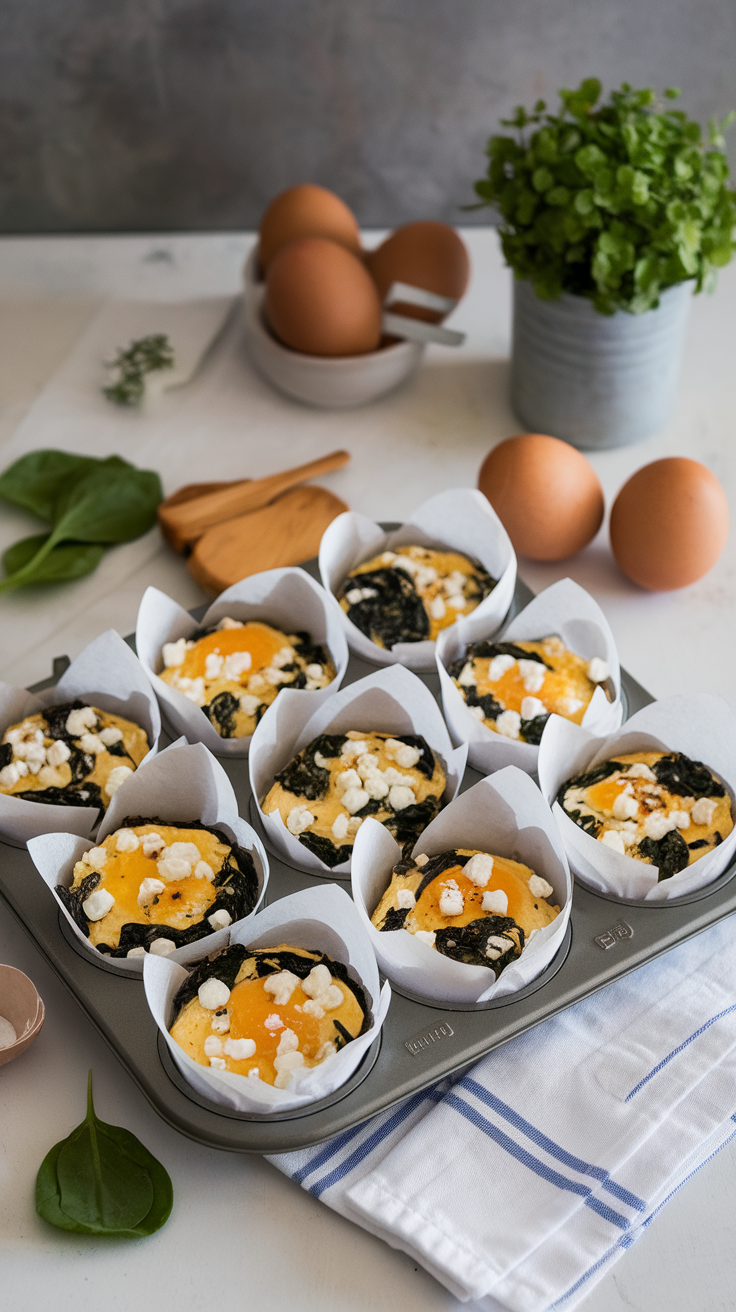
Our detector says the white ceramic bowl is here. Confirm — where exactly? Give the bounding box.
[242,247,424,409]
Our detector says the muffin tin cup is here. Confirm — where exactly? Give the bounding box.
[319,489,517,672]
[537,694,736,901]
[249,663,467,877]
[27,740,269,976]
[0,964,45,1067]
[0,628,162,846]
[436,578,623,776]
[351,767,572,1005]
[144,882,391,1113]
[136,568,349,757]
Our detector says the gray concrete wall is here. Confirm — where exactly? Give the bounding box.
[1,0,734,233]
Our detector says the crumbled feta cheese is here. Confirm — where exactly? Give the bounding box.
[211,1011,230,1034]
[273,1050,305,1088]
[429,596,446,621]
[439,880,464,917]
[464,852,494,887]
[217,616,244,630]
[262,667,283,686]
[137,877,166,907]
[263,1014,284,1031]
[414,930,436,947]
[517,660,546,694]
[331,813,349,841]
[346,587,377,605]
[287,805,314,836]
[468,705,485,721]
[495,710,521,740]
[99,725,124,746]
[239,693,262,718]
[385,739,421,769]
[104,765,133,797]
[209,1056,227,1070]
[247,673,267,693]
[14,760,29,777]
[691,797,718,826]
[247,1068,260,1080]
[488,654,516,682]
[383,766,413,787]
[15,738,46,764]
[601,829,627,854]
[141,831,166,857]
[528,874,554,898]
[520,696,547,722]
[363,774,390,800]
[149,938,177,956]
[204,1035,223,1057]
[341,739,368,760]
[86,846,108,870]
[587,657,610,684]
[305,663,324,680]
[168,842,202,865]
[388,784,416,811]
[277,1028,300,1056]
[195,860,215,881]
[157,856,193,881]
[0,763,20,788]
[115,828,140,852]
[302,964,331,998]
[46,738,72,767]
[612,789,639,821]
[162,638,189,668]
[414,853,429,866]
[315,1041,337,1063]
[481,889,509,914]
[458,663,477,687]
[313,751,332,769]
[669,810,691,830]
[346,817,363,835]
[224,1037,256,1061]
[336,768,362,793]
[66,706,98,735]
[397,888,416,910]
[486,934,513,960]
[381,551,397,564]
[205,652,224,680]
[263,971,300,1006]
[198,978,231,1009]
[341,786,370,814]
[126,946,146,958]
[302,998,325,1019]
[177,676,206,705]
[207,908,232,931]
[643,810,677,840]
[559,697,584,716]
[82,888,115,921]
[222,651,253,680]
[447,594,466,610]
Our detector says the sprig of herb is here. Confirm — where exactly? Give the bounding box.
[472,79,736,313]
[35,1071,173,1237]
[103,334,175,405]
[0,449,162,591]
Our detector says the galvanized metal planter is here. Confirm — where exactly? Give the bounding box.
[510,279,693,450]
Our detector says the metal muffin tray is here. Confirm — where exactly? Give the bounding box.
[1,568,735,1155]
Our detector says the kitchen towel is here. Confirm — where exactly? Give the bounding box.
[269,915,736,1310]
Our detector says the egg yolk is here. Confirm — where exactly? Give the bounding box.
[175,624,286,681]
[226,978,335,1081]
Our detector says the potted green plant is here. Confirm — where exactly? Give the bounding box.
[473,79,736,447]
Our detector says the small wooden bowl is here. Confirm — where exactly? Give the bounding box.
[0,964,45,1067]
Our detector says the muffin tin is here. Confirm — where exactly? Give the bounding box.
[1,568,735,1154]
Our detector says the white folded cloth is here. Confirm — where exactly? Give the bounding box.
[269,917,736,1310]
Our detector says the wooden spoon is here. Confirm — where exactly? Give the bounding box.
[158,479,250,551]
[159,449,350,552]
[187,484,348,594]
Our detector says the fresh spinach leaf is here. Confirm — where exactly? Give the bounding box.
[0,449,100,523]
[35,1072,173,1237]
[2,535,105,584]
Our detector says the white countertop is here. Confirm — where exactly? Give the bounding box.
[0,230,735,1312]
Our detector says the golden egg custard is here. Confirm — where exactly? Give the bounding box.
[57,819,260,958]
[558,751,733,879]
[338,546,495,649]
[371,847,560,976]
[262,729,445,868]
[0,700,148,812]
[448,637,612,745]
[169,942,369,1089]
[159,616,336,738]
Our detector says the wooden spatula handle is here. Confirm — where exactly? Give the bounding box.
[160,449,351,548]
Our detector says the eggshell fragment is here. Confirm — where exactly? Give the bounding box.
[478,434,604,560]
[366,221,470,323]
[258,185,362,272]
[610,457,729,590]
[265,238,383,358]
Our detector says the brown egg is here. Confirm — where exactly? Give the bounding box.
[265,237,383,357]
[610,457,729,590]
[478,434,605,560]
[366,221,470,323]
[258,185,362,272]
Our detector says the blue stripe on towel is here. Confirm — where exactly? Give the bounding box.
[307,1084,445,1198]
[460,1077,646,1211]
[445,1092,630,1229]
[625,1005,736,1102]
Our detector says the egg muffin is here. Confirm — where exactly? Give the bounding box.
[57,818,260,958]
[169,942,369,1089]
[262,730,445,867]
[448,638,612,745]
[371,847,560,976]
[159,616,336,738]
[0,700,148,812]
[558,751,733,879]
[338,546,495,649]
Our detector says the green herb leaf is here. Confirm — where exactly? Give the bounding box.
[35,1071,173,1237]
[0,449,100,523]
[2,535,105,584]
[104,334,175,406]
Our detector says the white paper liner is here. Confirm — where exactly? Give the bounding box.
[0,628,162,846]
[144,882,392,1113]
[436,578,623,776]
[27,740,269,974]
[537,694,736,901]
[249,663,468,877]
[318,489,517,672]
[351,767,571,1004]
[136,568,349,756]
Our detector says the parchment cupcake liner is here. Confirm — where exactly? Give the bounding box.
[0,628,161,846]
[537,694,736,901]
[27,740,269,975]
[318,488,517,671]
[144,883,391,1113]
[351,767,571,1005]
[249,663,467,877]
[136,568,348,757]
[436,578,623,775]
